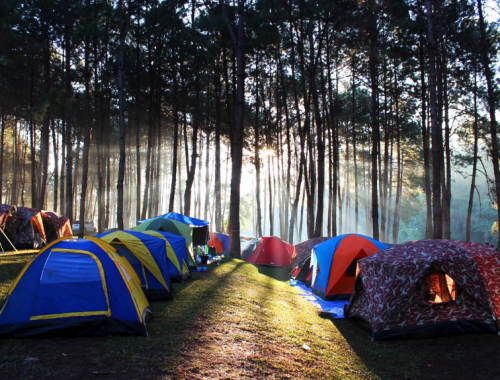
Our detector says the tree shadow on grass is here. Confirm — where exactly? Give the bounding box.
[0,257,249,380]
[255,265,290,282]
[322,315,500,380]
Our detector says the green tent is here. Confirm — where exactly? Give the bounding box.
[132,218,197,269]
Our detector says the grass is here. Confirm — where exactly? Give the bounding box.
[1,256,500,379]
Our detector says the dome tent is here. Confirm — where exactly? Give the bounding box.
[95,230,172,300]
[137,212,209,246]
[311,234,387,300]
[132,217,197,270]
[245,236,295,269]
[208,232,231,255]
[346,240,500,340]
[141,230,191,281]
[0,236,151,337]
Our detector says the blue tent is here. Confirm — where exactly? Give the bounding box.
[0,236,151,337]
[139,230,191,281]
[138,212,209,227]
[216,233,231,255]
[95,230,172,300]
[311,234,388,300]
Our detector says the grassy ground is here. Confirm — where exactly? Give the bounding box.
[1,256,500,379]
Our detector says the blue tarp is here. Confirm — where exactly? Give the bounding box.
[289,279,348,318]
[138,212,209,227]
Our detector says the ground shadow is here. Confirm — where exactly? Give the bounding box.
[256,265,290,281]
[0,257,248,380]
[327,316,500,380]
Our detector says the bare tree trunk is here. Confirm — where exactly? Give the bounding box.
[280,57,292,242]
[419,33,433,239]
[222,0,245,257]
[12,119,18,205]
[73,139,81,218]
[443,53,451,239]
[184,65,200,216]
[204,131,211,221]
[0,113,4,204]
[327,39,338,237]
[254,59,263,237]
[169,64,179,213]
[308,22,325,238]
[368,0,380,240]
[466,68,478,242]
[427,0,443,239]
[214,55,222,231]
[39,3,51,210]
[352,58,359,234]
[392,73,402,243]
[477,0,500,247]
[105,132,111,229]
[116,0,129,230]
[79,10,92,235]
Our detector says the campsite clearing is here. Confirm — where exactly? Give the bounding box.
[1,256,500,379]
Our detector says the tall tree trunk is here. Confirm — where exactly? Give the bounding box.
[12,119,18,205]
[443,53,451,239]
[73,139,81,216]
[327,37,338,237]
[116,0,129,230]
[39,4,51,210]
[0,113,5,204]
[419,33,433,239]
[184,64,200,216]
[214,55,222,231]
[64,18,73,220]
[368,0,380,240]
[51,120,59,212]
[79,7,92,235]
[352,75,359,234]
[427,0,443,239]
[134,1,142,222]
[254,60,263,237]
[466,68,478,242]
[477,0,500,247]
[169,63,179,213]
[288,35,305,243]
[59,120,65,214]
[392,71,402,243]
[204,131,211,221]
[223,0,245,257]
[310,34,325,237]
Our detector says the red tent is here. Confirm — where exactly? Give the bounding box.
[246,236,295,268]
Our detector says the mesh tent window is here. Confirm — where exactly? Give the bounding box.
[421,270,457,304]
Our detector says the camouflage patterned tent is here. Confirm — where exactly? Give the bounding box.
[41,211,73,242]
[346,240,500,340]
[0,205,72,250]
[0,205,46,249]
[290,237,329,272]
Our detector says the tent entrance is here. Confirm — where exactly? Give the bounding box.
[422,270,457,304]
[30,249,110,320]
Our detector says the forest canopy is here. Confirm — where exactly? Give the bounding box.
[1,0,499,253]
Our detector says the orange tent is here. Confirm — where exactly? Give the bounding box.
[311,234,387,300]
